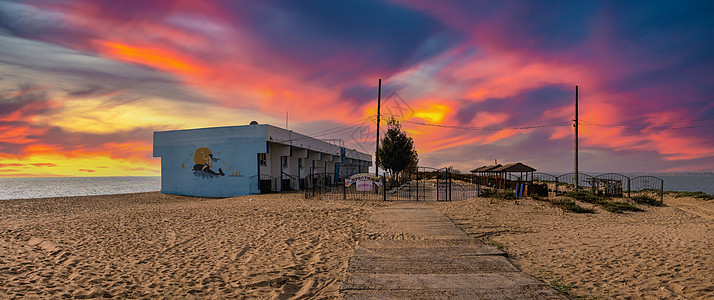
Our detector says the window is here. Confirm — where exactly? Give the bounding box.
[258,153,267,166]
[298,158,303,169]
[281,156,288,168]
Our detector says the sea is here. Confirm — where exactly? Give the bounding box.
[0,176,161,201]
[0,174,713,200]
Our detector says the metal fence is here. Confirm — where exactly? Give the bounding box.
[304,166,478,201]
[529,172,664,202]
[301,167,664,202]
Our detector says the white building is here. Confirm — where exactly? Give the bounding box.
[153,122,372,197]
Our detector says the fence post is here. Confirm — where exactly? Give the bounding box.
[343,179,346,200]
[382,175,387,201]
[446,169,451,201]
[416,171,419,201]
[627,177,631,198]
[436,170,440,202]
[555,177,559,195]
[477,175,480,197]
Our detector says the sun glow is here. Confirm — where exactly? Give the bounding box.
[413,104,450,123]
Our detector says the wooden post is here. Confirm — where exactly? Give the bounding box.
[574,85,579,192]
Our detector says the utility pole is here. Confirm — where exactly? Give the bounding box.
[375,79,381,177]
[574,85,579,192]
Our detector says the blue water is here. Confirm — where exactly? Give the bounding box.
[0,177,161,200]
[0,174,712,200]
[656,175,714,195]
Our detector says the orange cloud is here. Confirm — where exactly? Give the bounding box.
[0,125,47,144]
[98,41,207,76]
[445,51,591,101]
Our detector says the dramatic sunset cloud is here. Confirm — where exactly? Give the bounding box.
[1,0,713,176]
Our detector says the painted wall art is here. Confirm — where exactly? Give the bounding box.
[181,147,227,179]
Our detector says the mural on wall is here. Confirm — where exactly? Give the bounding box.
[191,147,225,179]
[179,147,241,179]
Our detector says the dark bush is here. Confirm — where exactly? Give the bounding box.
[603,201,643,213]
[551,199,594,213]
[564,191,605,204]
[481,189,516,200]
[480,189,496,198]
[632,194,662,206]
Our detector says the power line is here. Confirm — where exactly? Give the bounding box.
[580,119,714,130]
[580,117,714,127]
[269,115,376,145]
[272,112,713,146]
[397,116,714,132]
[305,115,375,137]
[400,119,572,131]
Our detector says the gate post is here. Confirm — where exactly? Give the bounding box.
[382,175,387,201]
[446,169,451,201]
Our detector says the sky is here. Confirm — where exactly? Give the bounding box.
[1,0,713,177]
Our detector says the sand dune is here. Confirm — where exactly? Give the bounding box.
[0,192,385,298]
[433,196,714,299]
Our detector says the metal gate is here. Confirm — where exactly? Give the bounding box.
[630,175,664,202]
[305,166,478,201]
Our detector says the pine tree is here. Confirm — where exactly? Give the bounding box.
[377,118,418,183]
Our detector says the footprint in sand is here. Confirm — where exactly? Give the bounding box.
[674,204,714,220]
[27,237,60,253]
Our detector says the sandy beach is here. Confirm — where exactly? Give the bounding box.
[0,192,386,298]
[433,196,714,299]
[2,192,712,299]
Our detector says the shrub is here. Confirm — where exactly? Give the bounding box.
[480,189,496,198]
[481,189,516,200]
[481,237,506,250]
[632,194,662,206]
[564,191,605,204]
[549,278,572,296]
[603,201,643,213]
[497,190,516,200]
[551,198,594,213]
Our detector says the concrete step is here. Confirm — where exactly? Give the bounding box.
[342,273,565,299]
[348,255,518,274]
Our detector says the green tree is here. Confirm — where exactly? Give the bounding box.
[377,118,418,183]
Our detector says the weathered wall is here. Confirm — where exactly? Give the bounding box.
[153,124,267,197]
[154,123,372,197]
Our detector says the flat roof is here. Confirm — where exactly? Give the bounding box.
[154,123,372,162]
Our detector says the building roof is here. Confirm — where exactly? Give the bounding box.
[154,123,372,162]
[470,164,501,173]
[471,162,536,173]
